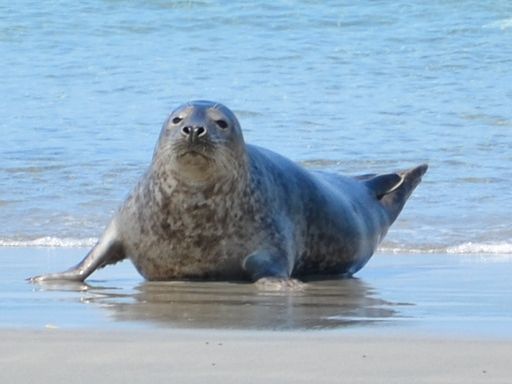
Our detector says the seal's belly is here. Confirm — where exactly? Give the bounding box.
[125,233,252,281]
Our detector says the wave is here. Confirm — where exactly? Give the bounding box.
[0,237,511,256]
[379,241,512,255]
[446,242,512,254]
[0,237,97,248]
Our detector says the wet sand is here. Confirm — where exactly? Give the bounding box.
[2,329,512,383]
[3,247,511,335]
[1,247,512,382]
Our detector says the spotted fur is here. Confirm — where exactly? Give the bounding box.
[30,101,427,283]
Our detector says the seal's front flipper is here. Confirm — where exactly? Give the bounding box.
[242,250,290,281]
[29,224,126,283]
[244,251,304,291]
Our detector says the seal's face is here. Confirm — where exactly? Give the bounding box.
[155,100,246,185]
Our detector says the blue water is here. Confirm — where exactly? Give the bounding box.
[1,1,511,254]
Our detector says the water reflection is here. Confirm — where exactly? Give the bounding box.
[37,278,405,330]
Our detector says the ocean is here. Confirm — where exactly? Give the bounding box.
[1,0,511,255]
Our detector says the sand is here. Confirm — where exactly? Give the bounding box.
[2,329,511,384]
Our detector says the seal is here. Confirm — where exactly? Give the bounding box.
[30,100,427,283]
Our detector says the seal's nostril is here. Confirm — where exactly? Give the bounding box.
[182,126,207,139]
[181,126,192,136]
[196,126,206,137]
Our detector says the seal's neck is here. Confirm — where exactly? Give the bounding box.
[151,155,249,197]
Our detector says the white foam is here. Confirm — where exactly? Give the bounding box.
[377,246,440,254]
[0,237,97,248]
[379,241,512,255]
[1,237,511,256]
[446,242,512,254]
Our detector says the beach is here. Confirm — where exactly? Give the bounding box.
[2,1,512,382]
[1,247,511,382]
[2,329,512,384]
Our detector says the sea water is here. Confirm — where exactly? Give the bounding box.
[1,1,511,255]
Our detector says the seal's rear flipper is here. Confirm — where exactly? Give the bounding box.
[366,164,428,224]
[364,173,403,199]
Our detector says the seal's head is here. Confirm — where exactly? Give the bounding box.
[154,100,246,185]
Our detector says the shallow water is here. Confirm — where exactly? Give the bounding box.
[1,1,511,254]
[2,248,510,337]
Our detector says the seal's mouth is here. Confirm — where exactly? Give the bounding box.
[170,142,219,183]
[174,141,216,163]
[178,150,211,160]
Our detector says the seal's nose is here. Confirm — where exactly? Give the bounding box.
[181,126,207,142]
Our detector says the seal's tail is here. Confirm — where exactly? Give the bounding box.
[364,164,428,224]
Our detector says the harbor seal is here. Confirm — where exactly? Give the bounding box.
[30,100,427,283]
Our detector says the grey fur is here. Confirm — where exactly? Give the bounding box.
[30,100,427,283]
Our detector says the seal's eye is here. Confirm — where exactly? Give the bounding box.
[216,119,228,129]
[172,117,182,124]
